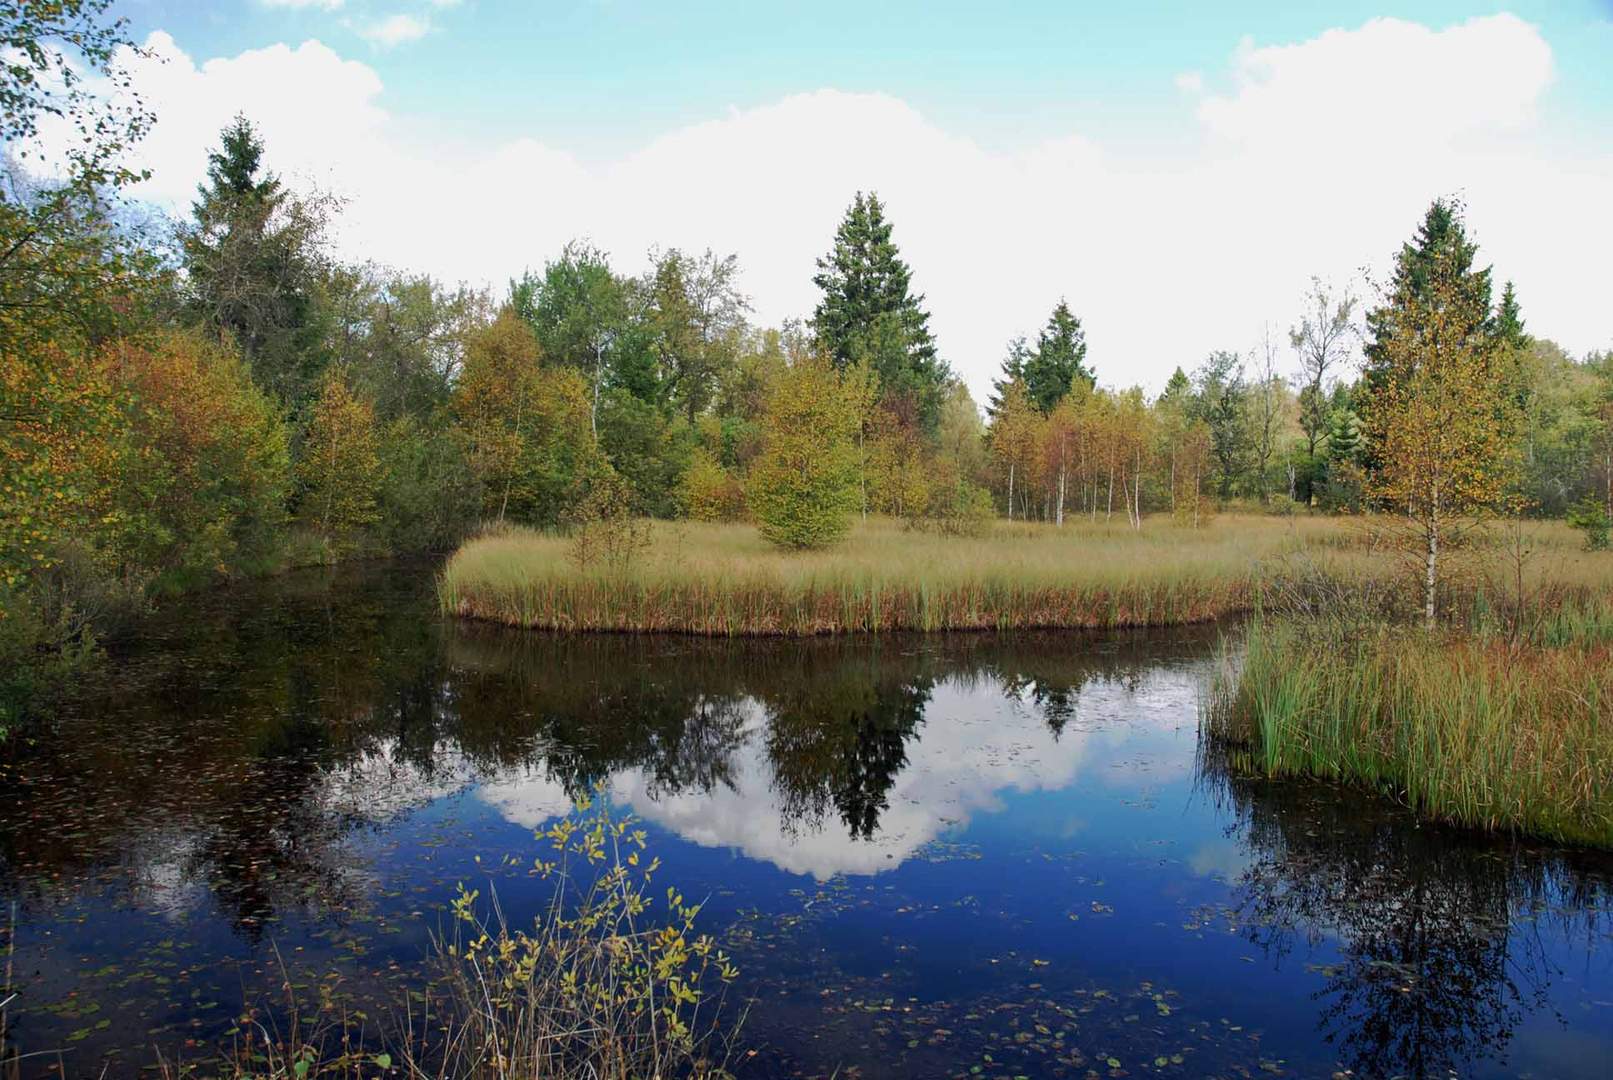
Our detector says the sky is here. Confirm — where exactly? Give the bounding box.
[80,1,1613,398]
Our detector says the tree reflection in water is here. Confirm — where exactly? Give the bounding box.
[1209,762,1613,1079]
[3,561,1610,1079]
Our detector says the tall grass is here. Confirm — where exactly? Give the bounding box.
[439,515,1608,636]
[438,515,1370,634]
[1208,619,1613,846]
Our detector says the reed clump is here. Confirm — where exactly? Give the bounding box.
[1209,618,1613,847]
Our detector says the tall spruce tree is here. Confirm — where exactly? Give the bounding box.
[182,116,330,406]
[811,192,949,429]
[1021,299,1093,414]
[1359,200,1500,476]
[1363,199,1493,387]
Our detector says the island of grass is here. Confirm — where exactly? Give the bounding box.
[438,514,1361,635]
[437,513,1612,635]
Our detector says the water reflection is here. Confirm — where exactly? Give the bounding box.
[445,627,1185,877]
[1211,765,1613,1078]
[0,561,1609,1078]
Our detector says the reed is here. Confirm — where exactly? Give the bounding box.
[439,515,1607,636]
[1208,618,1613,846]
[438,515,1370,635]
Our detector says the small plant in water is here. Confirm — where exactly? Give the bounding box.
[428,788,742,1078]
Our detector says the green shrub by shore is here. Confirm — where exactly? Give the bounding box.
[1208,619,1613,847]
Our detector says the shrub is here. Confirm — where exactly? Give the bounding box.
[568,470,651,574]
[679,448,747,522]
[430,791,741,1078]
[747,355,862,550]
[297,367,384,553]
[1567,497,1611,551]
[911,477,995,537]
[377,415,479,553]
[109,330,291,585]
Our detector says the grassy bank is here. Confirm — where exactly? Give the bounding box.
[437,515,1607,635]
[438,515,1354,634]
[1208,619,1613,846]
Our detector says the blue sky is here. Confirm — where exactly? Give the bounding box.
[124,2,1613,151]
[101,1,1613,393]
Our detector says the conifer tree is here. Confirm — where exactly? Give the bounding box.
[1494,280,1529,353]
[181,116,331,406]
[988,336,1032,417]
[811,192,948,429]
[1021,299,1093,413]
[1363,199,1493,390]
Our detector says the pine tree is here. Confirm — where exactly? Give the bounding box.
[181,116,331,406]
[1363,199,1493,388]
[1021,299,1093,413]
[811,192,949,429]
[987,336,1032,417]
[1494,280,1529,353]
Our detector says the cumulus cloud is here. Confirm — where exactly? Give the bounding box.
[1194,16,1553,148]
[80,14,1613,396]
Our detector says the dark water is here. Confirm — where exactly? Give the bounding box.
[2,561,1611,1079]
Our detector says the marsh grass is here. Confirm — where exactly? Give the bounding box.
[1208,619,1613,846]
[438,515,1606,635]
[440,515,1349,634]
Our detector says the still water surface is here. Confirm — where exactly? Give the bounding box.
[2,561,1611,1078]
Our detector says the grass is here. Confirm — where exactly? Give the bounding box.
[438,514,1608,635]
[440,514,1348,634]
[1207,619,1613,847]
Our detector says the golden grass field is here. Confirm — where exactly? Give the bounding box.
[437,513,1611,635]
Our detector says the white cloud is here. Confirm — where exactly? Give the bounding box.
[73,15,1613,397]
[469,671,1193,881]
[1197,16,1553,149]
[262,0,345,10]
[360,14,431,48]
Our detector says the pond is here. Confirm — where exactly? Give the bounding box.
[2,560,1611,1078]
